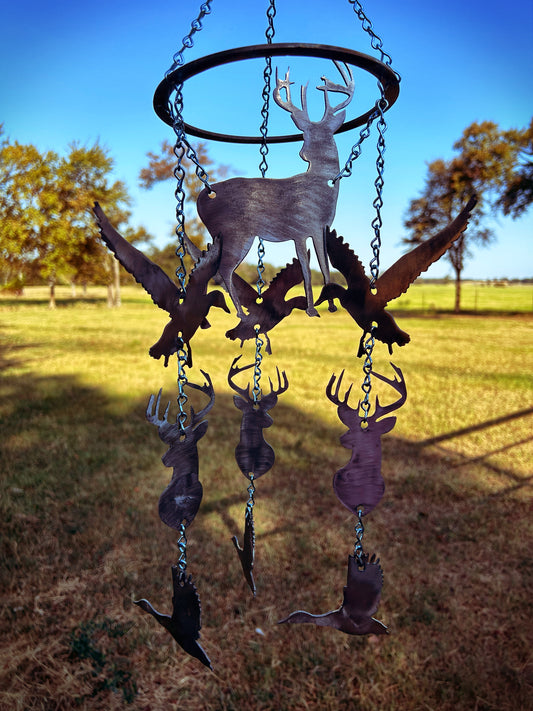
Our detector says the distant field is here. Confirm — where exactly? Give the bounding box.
[1,285,532,710]
[2,280,532,313]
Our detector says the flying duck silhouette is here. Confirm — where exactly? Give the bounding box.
[225,255,308,354]
[134,566,212,669]
[315,196,477,356]
[93,202,229,366]
[278,553,388,636]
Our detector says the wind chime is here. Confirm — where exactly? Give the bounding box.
[94,0,475,670]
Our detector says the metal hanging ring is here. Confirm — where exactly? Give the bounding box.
[154,42,399,144]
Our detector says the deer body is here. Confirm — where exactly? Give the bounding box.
[196,62,355,318]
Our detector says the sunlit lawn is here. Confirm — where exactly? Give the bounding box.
[1,285,532,710]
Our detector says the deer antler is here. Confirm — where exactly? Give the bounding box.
[186,370,215,427]
[146,389,171,428]
[326,370,354,408]
[318,61,355,119]
[273,68,311,128]
[228,355,254,400]
[260,368,289,409]
[371,363,406,420]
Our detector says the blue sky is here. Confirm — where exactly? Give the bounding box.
[2,0,532,279]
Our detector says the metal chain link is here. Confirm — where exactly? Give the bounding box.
[258,0,276,178]
[165,5,213,574]
[176,344,189,431]
[353,508,365,564]
[336,0,400,184]
[253,0,276,404]
[177,523,187,572]
[246,473,256,518]
[166,1,213,76]
[167,2,213,292]
[347,0,399,78]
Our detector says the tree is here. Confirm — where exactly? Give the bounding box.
[0,136,58,292]
[0,133,150,306]
[496,119,533,218]
[403,120,531,312]
[139,139,232,264]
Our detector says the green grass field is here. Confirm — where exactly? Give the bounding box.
[1,285,532,710]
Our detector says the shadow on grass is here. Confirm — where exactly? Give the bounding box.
[0,342,531,710]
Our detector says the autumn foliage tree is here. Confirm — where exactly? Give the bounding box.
[403,120,532,312]
[0,129,150,307]
[139,139,232,273]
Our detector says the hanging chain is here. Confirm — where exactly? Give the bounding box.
[246,473,256,518]
[166,1,213,76]
[258,0,276,178]
[335,0,400,184]
[167,1,213,292]
[177,523,187,572]
[253,0,276,404]
[347,0,399,74]
[165,3,212,573]
[338,0,399,422]
[353,508,365,565]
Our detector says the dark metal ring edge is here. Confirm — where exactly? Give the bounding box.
[153,43,400,144]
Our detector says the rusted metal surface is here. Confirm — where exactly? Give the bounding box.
[146,373,214,529]
[195,62,356,319]
[134,566,212,669]
[326,364,406,516]
[228,356,288,479]
[93,202,229,366]
[315,196,477,356]
[226,256,307,353]
[279,553,387,636]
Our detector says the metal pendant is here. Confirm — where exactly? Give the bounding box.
[135,566,212,669]
[279,553,387,636]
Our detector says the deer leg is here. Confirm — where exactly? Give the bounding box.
[294,239,319,317]
[218,236,255,319]
[317,228,337,312]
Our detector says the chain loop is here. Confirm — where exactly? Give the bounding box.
[252,0,276,405]
[258,0,276,178]
[336,0,399,184]
[166,1,212,76]
[167,2,213,292]
[177,523,187,572]
[176,344,189,431]
[353,508,365,564]
[246,473,256,517]
[347,0,400,80]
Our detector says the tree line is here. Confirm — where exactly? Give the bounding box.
[1,119,531,311]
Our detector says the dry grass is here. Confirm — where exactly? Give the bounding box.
[1,286,532,710]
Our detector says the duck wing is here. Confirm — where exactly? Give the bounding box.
[93,202,179,314]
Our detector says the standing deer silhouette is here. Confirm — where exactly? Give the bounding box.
[194,61,355,318]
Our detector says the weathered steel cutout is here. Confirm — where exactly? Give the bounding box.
[146,372,214,529]
[315,196,477,356]
[232,508,256,596]
[193,61,356,318]
[228,356,288,479]
[93,202,229,366]
[135,565,212,669]
[226,256,307,354]
[278,553,387,636]
[327,363,406,516]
